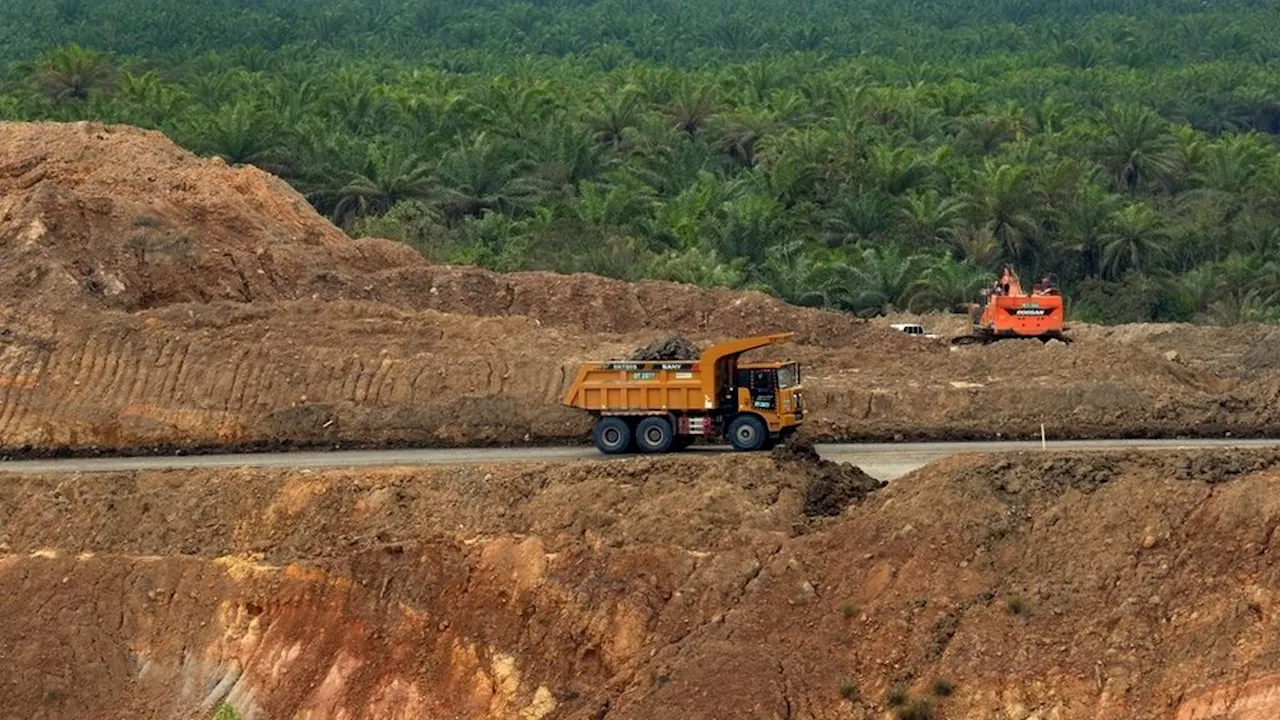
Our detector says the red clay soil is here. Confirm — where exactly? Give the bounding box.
[1,120,1279,455]
[3,450,1280,719]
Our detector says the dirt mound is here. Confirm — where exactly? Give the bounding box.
[0,121,424,313]
[0,121,871,343]
[629,335,701,361]
[5,449,1280,718]
[359,264,870,343]
[772,437,885,516]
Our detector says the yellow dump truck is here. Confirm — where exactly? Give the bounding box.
[562,333,804,454]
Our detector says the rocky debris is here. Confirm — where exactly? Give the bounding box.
[629,335,702,361]
[772,438,885,517]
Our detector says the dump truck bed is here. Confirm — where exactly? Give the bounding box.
[562,360,711,413]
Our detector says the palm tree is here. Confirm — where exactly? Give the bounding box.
[524,122,610,187]
[323,67,400,136]
[905,256,990,312]
[1192,133,1270,194]
[32,44,116,101]
[841,245,925,316]
[1051,184,1124,277]
[824,192,893,247]
[666,85,719,136]
[587,90,646,149]
[479,78,562,140]
[1100,202,1168,279]
[866,145,934,195]
[966,161,1040,264]
[951,227,1003,269]
[193,100,292,173]
[431,134,544,224]
[1207,288,1275,326]
[1094,105,1181,193]
[723,60,786,104]
[574,171,661,229]
[760,241,850,308]
[895,189,967,251]
[1164,266,1218,320]
[952,113,1021,155]
[711,107,776,167]
[118,70,188,126]
[326,149,433,227]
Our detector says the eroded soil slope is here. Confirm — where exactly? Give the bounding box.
[3,450,1280,719]
[2,299,1280,454]
[2,120,1279,452]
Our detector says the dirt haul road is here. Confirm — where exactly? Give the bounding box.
[2,438,1280,479]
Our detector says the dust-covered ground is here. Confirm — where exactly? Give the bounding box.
[4,449,1280,719]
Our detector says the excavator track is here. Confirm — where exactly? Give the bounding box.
[951,332,1072,346]
[949,334,994,346]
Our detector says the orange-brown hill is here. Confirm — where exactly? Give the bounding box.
[3,450,1280,718]
[0,121,862,342]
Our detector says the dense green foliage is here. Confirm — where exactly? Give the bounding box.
[4,0,1280,322]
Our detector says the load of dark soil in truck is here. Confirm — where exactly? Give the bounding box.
[628,335,702,361]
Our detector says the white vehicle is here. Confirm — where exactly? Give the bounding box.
[890,323,938,339]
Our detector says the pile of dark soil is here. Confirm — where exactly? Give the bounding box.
[772,438,886,517]
[630,335,701,361]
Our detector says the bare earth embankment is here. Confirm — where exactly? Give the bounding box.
[3,450,1280,718]
[3,121,1280,454]
[4,121,1280,720]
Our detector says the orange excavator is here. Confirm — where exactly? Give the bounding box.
[952,266,1069,345]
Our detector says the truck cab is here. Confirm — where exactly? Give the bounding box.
[734,361,804,430]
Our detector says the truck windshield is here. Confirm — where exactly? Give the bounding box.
[777,364,797,388]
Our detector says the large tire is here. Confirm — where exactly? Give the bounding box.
[635,416,675,454]
[728,414,767,452]
[593,417,632,455]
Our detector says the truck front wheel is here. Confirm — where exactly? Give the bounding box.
[635,416,675,454]
[593,417,632,454]
[728,414,767,451]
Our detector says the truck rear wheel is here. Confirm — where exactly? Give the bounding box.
[635,416,675,454]
[728,414,766,451]
[593,417,632,455]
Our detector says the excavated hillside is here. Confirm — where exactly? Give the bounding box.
[1,119,1279,455]
[3,449,1280,719]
